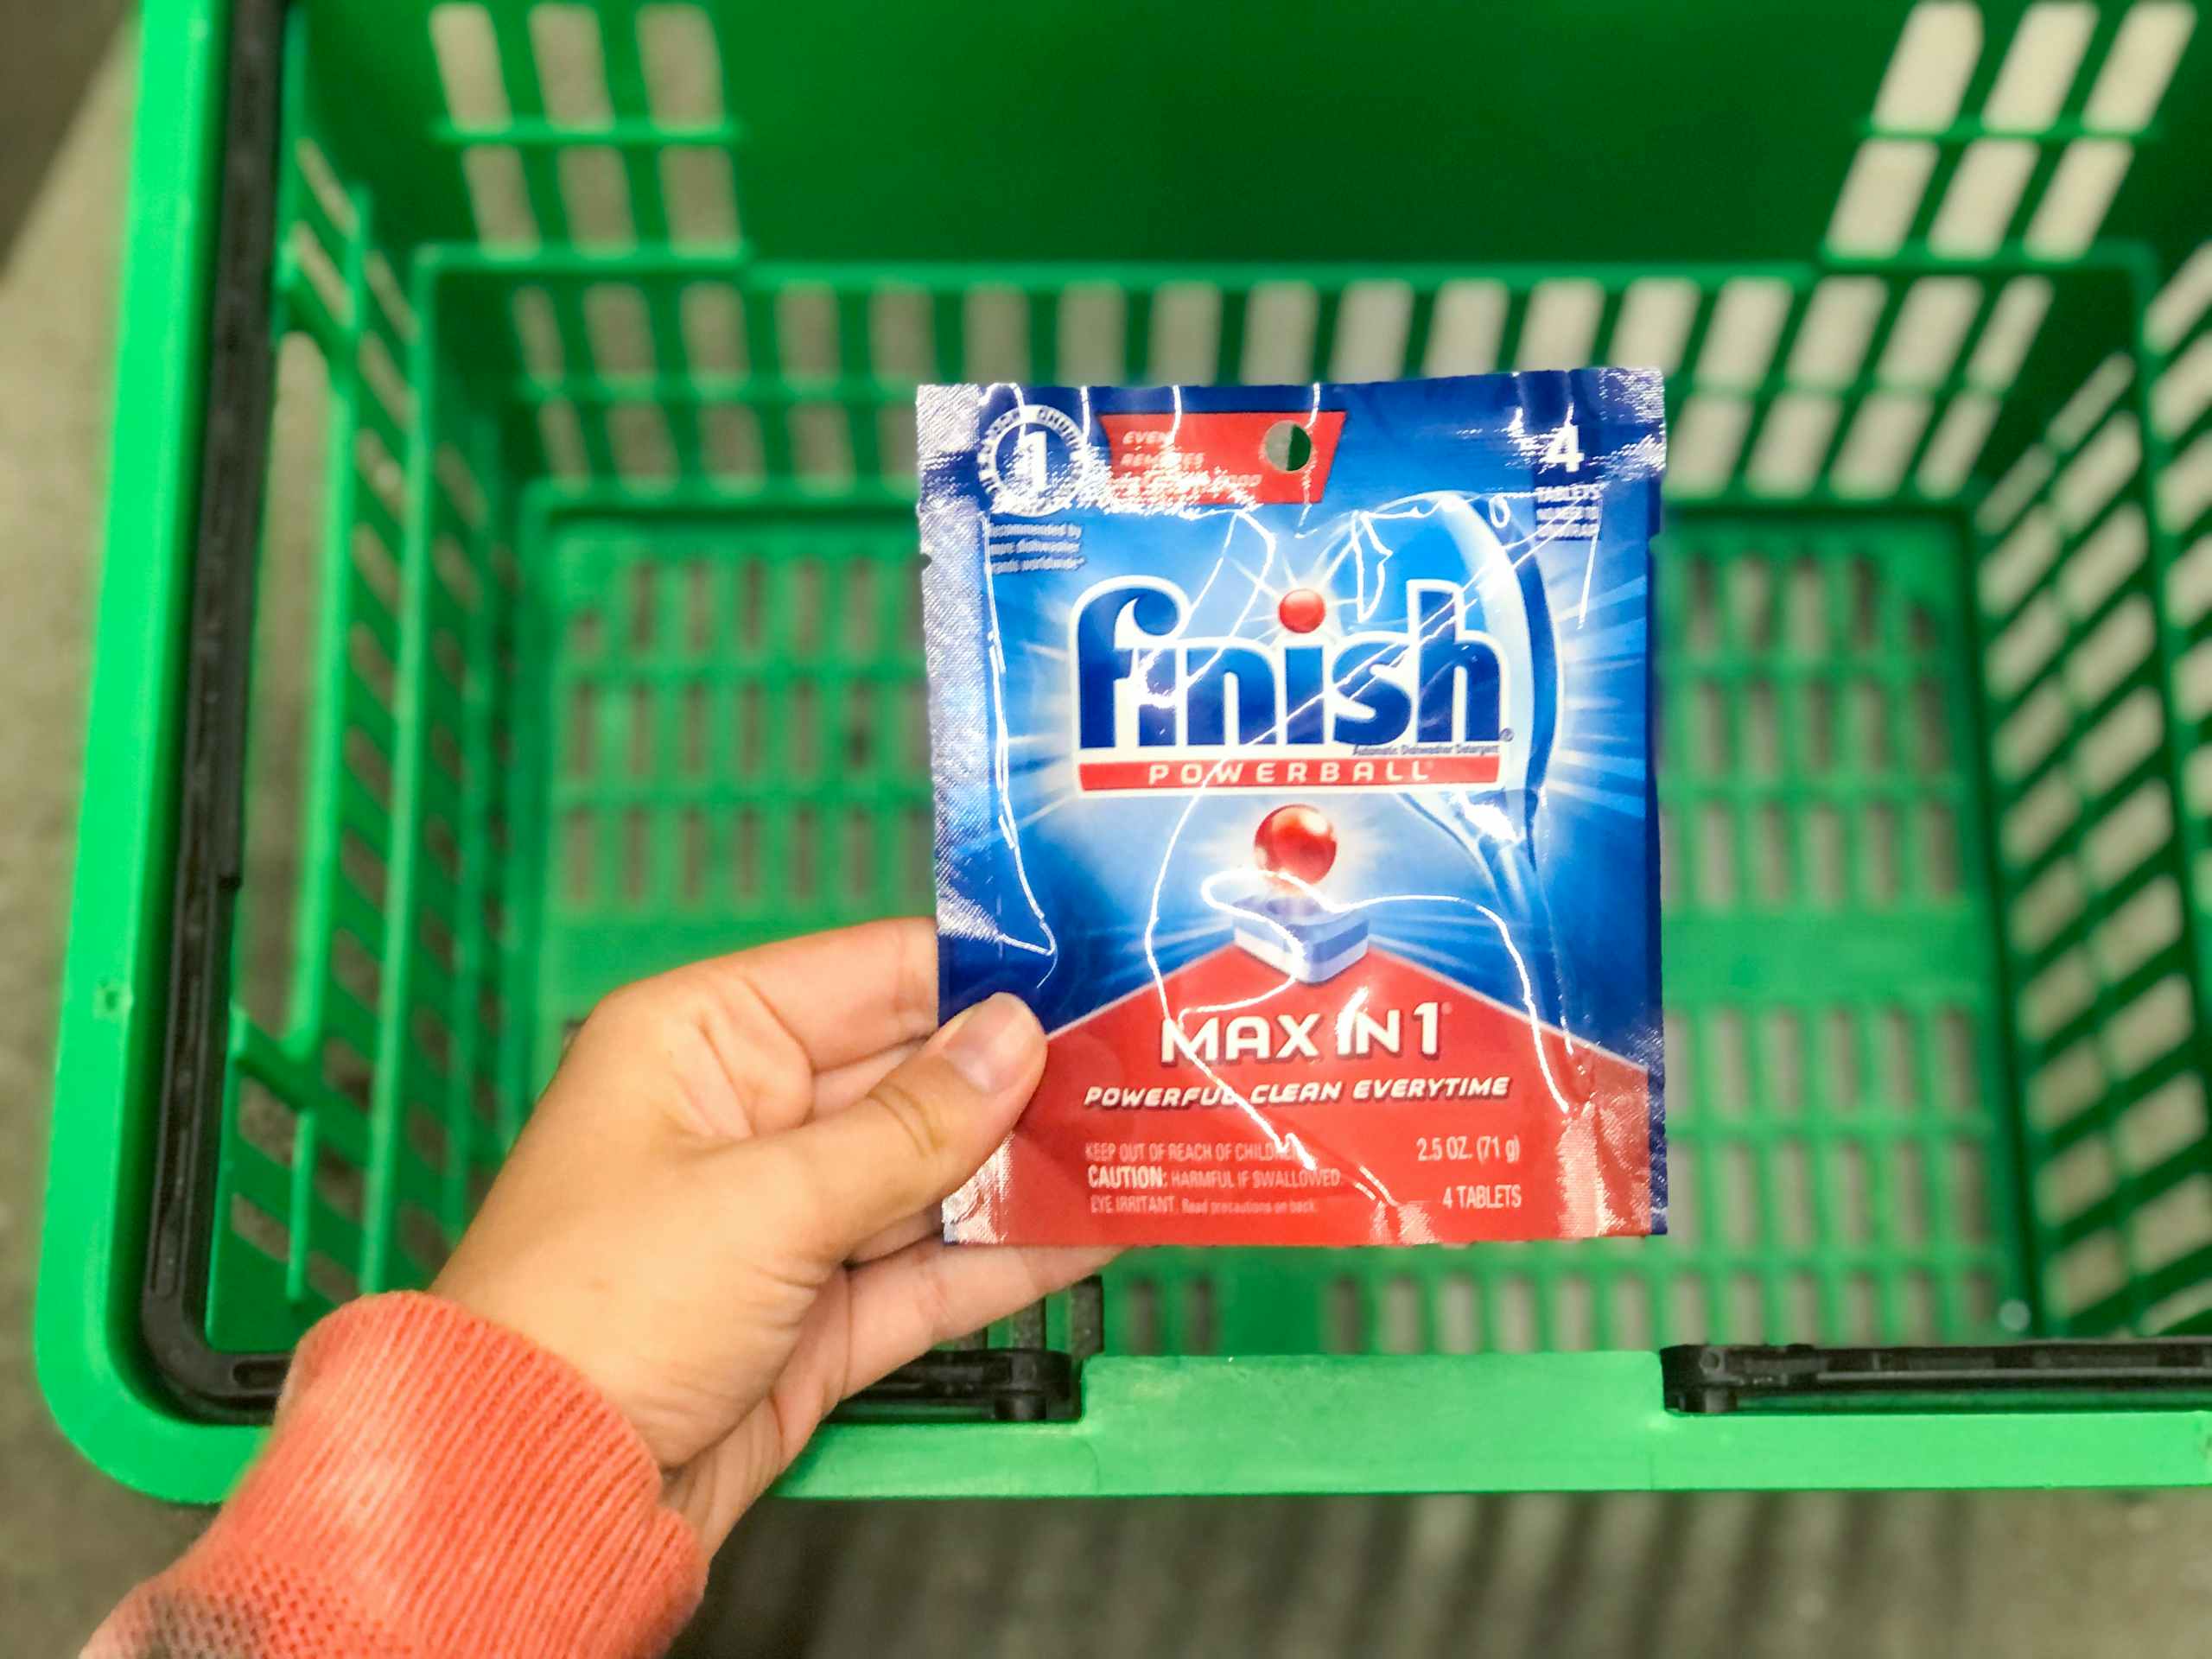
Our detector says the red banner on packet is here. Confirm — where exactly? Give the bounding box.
[944,944,1656,1246]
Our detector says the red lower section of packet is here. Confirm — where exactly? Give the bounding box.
[945,946,1655,1246]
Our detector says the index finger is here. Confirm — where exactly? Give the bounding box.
[666,916,940,1075]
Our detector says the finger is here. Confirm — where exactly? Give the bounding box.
[743,992,1044,1265]
[849,1208,938,1264]
[811,1039,921,1118]
[666,916,940,1075]
[841,1240,1117,1396]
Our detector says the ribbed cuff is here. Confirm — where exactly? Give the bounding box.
[104,1292,704,1659]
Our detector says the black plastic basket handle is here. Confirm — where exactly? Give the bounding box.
[139,0,293,1419]
[1664,1339,2212,1413]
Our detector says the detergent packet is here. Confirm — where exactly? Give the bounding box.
[918,370,1666,1246]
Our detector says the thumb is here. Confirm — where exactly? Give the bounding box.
[750,992,1046,1265]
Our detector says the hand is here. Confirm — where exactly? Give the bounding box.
[430,918,1108,1550]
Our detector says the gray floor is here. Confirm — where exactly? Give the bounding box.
[8,23,2212,1658]
[0,0,125,267]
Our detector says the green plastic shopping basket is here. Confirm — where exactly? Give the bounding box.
[36,0,2212,1503]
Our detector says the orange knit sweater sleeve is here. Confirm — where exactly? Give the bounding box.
[85,1293,706,1659]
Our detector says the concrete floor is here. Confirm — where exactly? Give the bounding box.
[0,0,125,267]
[9,23,2212,1657]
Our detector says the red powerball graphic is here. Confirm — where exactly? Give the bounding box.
[943,947,1654,1248]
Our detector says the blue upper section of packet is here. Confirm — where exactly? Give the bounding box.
[918,371,1666,1060]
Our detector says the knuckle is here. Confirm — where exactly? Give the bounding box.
[894,920,941,1030]
[583,977,679,1042]
[708,978,817,1126]
[576,969,799,1140]
[709,970,810,1074]
[862,1075,956,1170]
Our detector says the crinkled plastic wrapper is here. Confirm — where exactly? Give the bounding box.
[919,372,1666,1246]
